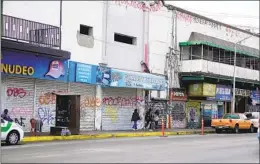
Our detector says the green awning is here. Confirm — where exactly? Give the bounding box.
[179,32,259,58]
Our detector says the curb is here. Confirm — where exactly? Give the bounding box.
[21,130,215,143]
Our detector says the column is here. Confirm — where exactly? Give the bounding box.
[95,85,102,131]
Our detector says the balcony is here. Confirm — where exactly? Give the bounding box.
[2,15,60,48]
[181,60,259,82]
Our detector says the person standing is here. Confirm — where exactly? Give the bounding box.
[144,108,152,130]
[131,109,140,131]
[153,110,160,129]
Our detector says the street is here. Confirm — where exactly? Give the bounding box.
[1,133,259,163]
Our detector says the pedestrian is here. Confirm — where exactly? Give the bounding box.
[1,109,13,122]
[131,109,140,131]
[153,110,160,129]
[189,109,196,129]
[144,108,152,130]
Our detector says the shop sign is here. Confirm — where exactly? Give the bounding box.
[250,90,260,105]
[188,83,216,97]
[203,83,216,97]
[235,88,250,97]
[170,88,187,101]
[1,50,68,82]
[188,83,203,96]
[207,84,232,101]
[110,68,166,90]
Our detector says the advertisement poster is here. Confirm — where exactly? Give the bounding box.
[96,66,111,86]
[186,102,200,129]
[211,104,218,119]
[1,50,68,82]
[203,103,212,121]
[207,84,232,101]
[251,90,260,105]
[188,84,203,96]
[203,83,216,97]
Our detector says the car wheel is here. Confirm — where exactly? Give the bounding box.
[249,125,254,133]
[215,129,222,133]
[6,131,20,145]
[234,124,239,134]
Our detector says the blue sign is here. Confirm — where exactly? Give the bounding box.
[251,90,260,104]
[110,69,166,90]
[1,50,68,82]
[76,63,93,83]
[207,84,232,101]
[68,61,97,84]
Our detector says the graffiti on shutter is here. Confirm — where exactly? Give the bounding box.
[102,88,139,131]
[69,82,95,131]
[168,101,187,128]
[35,79,68,132]
[4,76,34,132]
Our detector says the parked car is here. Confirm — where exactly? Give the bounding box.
[211,113,254,134]
[245,112,259,132]
[1,117,24,145]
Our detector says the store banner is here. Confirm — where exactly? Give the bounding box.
[110,68,166,90]
[203,83,216,97]
[188,83,216,97]
[207,84,232,101]
[251,90,260,105]
[188,83,203,96]
[1,49,68,82]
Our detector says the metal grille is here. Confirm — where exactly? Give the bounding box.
[2,15,60,48]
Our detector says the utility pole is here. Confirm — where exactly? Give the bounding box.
[0,0,3,113]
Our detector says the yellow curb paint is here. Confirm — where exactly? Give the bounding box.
[21,130,215,143]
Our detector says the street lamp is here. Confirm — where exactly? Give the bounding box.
[231,33,260,113]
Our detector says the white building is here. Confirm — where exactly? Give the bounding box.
[2,1,259,131]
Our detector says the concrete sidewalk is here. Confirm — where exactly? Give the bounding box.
[22,128,215,143]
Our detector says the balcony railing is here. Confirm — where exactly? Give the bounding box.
[2,15,60,48]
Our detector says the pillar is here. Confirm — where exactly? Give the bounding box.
[95,85,102,131]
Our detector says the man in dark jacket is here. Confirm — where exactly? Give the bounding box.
[144,108,152,130]
[131,109,140,130]
[1,109,13,122]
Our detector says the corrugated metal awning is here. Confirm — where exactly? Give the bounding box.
[179,32,259,58]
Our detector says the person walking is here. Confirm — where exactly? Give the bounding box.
[131,109,140,131]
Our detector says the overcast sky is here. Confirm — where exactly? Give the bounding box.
[168,1,259,31]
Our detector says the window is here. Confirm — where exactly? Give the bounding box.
[223,113,239,119]
[79,24,93,36]
[114,33,137,45]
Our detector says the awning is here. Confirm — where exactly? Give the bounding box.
[179,32,259,58]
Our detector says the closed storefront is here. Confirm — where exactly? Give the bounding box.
[2,76,35,132]
[102,88,137,130]
[1,48,70,133]
[169,88,188,128]
[69,82,96,131]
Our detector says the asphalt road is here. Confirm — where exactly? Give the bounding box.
[1,133,259,163]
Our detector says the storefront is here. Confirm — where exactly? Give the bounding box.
[101,68,166,130]
[187,83,217,128]
[169,88,187,128]
[1,48,70,132]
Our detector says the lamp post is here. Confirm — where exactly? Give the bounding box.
[231,33,259,113]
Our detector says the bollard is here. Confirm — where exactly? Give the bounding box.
[160,118,168,137]
[201,119,204,135]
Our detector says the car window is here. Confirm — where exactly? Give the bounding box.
[245,112,259,119]
[239,114,247,120]
[223,114,239,119]
[1,119,5,123]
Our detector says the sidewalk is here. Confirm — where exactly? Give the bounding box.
[22,128,215,143]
